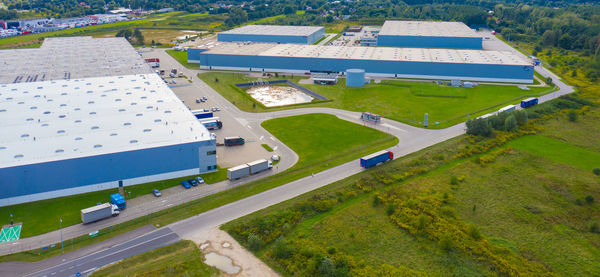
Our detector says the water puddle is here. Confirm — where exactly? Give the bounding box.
[246,85,313,107]
[204,252,241,274]
[222,242,232,248]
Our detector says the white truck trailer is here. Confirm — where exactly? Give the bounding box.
[228,164,251,180]
[247,159,273,175]
[81,203,120,224]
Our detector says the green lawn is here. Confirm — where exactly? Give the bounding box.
[166,49,200,69]
[0,168,226,238]
[91,240,219,277]
[508,135,600,171]
[198,72,554,129]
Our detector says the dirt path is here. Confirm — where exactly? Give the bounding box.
[186,227,279,277]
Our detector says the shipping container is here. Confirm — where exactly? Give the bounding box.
[360,150,393,168]
[228,164,250,180]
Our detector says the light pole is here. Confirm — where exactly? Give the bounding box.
[10,213,13,226]
[60,218,64,254]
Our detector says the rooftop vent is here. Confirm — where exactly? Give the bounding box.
[55,149,64,153]
[94,144,102,148]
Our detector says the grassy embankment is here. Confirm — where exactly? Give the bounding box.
[0,113,396,262]
[198,72,555,129]
[91,240,219,277]
[224,102,600,276]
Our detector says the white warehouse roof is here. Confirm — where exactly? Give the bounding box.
[0,73,211,168]
[379,20,480,38]
[199,43,529,66]
[220,25,324,36]
[0,36,152,84]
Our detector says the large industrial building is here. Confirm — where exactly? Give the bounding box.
[188,43,534,83]
[217,25,325,44]
[377,21,482,49]
[0,37,217,206]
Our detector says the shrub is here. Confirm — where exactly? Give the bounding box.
[568,110,578,122]
[450,176,459,185]
[439,234,454,252]
[594,168,600,176]
[386,204,395,216]
[318,257,336,277]
[372,195,381,207]
[468,225,482,240]
[466,118,493,137]
[273,239,293,259]
[590,222,600,234]
[247,233,264,251]
[585,195,595,204]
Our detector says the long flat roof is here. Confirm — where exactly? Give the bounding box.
[0,36,152,84]
[219,25,323,36]
[0,73,211,168]
[379,20,480,38]
[198,43,529,66]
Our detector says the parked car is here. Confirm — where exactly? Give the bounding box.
[152,189,162,197]
[181,180,191,189]
[188,179,198,187]
[202,96,207,101]
[211,107,220,112]
[195,99,201,103]
[200,98,207,102]
[196,176,205,184]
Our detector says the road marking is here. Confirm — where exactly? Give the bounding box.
[247,125,252,129]
[259,135,264,140]
[270,136,275,141]
[273,146,278,151]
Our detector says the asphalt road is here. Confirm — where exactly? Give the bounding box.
[0,36,575,276]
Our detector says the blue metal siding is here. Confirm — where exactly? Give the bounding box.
[194,51,533,81]
[0,141,216,199]
[377,35,482,49]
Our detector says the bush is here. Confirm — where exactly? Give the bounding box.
[450,176,459,185]
[386,204,395,216]
[568,110,578,122]
[466,118,493,137]
[372,195,381,207]
[318,257,336,277]
[585,195,595,204]
[439,234,454,252]
[273,239,293,259]
[247,233,264,251]
[593,168,600,176]
[505,115,518,131]
[468,225,482,240]
[590,222,600,234]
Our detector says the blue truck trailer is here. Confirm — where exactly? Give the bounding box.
[520,97,538,108]
[192,111,213,119]
[360,150,394,168]
[110,193,126,210]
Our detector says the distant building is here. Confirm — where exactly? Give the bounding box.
[377,20,482,49]
[217,25,325,44]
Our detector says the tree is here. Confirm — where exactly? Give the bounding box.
[116,29,133,40]
[133,29,144,45]
[283,6,295,14]
[541,30,557,46]
[568,110,578,122]
[225,7,248,26]
[558,33,574,50]
[466,118,493,137]
[504,115,517,131]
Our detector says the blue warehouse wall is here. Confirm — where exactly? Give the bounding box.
[307,27,325,44]
[193,51,533,82]
[0,141,217,204]
[377,35,482,49]
[218,33,309,44]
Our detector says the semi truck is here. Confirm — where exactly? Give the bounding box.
[227,164,250,180]
[520,97,538,108]
[498,105,517,114]
[247,159,273,174]
[201,119,223,130]
[227,159,274,180]
[144,58,160,68]
[360,150,394,168]
[224,136,245,146]
[81,203,120,224]
[110,193,126,210]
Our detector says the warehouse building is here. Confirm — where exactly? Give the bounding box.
[217,25,325,44]
[0,37,217,206]
[377,21,482,49]
[188,43,533,83]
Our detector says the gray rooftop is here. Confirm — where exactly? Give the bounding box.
[379,20,480,38]
[220,25,324,37]
[199,42,529,66]
[0,36,152,84]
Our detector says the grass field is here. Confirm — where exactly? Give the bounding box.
[0,168,226,238]
[166,49,200,69]
[91,240,219,276]
[198,72,554,129]
[224,106,600,276]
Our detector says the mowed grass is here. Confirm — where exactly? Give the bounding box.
[508,135,600,171]
[262,113,397,168]
[91,240,219,277]
[167,50,200,69]
[198,72,553,128]
[0,169,226,238]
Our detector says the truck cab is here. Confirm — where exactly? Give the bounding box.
[110,193,127,210]
[111,204,120,216]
